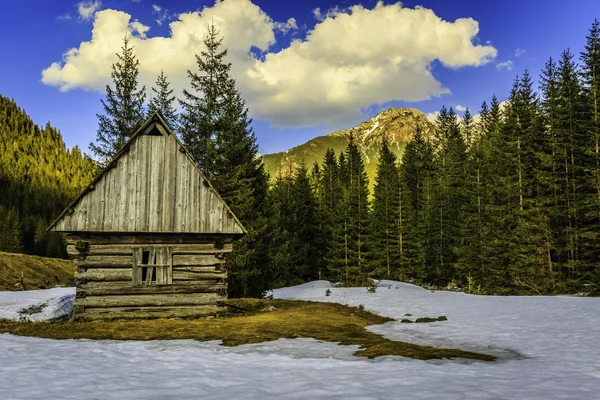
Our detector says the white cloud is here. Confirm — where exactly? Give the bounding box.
[57,14,72,21]
[515,47,525,57]
[129,20,150,38]
[496,61,513,71]
[78,0,102,21]
[426,111,439,123]
[152,4,170,26]
[42,0,497,129]
[455,104,467,112]
[312,6,348,22]
[274,17,297,34]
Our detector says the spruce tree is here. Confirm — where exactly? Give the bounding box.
[179,23,271,297]
[400,128,434,282]
[91,35,146,163]
[430,107,467,284]
[148,69,178,130]
[290,164,320,282]
[320,149,342,280]
[180,23,230,176]
[368,139,400,279]
[344,135,371,285]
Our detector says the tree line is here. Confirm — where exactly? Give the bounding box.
[266,20,600,296]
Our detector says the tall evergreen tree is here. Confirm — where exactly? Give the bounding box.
[289,164,321,282]
[368,139,400,279]
[180,23,230,176]
[179,23,271,297]
[400,127,434,282]
[148,69,178,130]
[328,136,370,285]
[430,107,467,284]
[91,35,146,163]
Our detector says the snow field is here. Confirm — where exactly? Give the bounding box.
[0,281,599,399]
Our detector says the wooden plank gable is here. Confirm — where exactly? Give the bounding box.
[49,113,245,235]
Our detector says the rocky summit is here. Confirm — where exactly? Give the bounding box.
[261,107,434,185]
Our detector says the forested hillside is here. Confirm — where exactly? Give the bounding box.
[0,96,97,257]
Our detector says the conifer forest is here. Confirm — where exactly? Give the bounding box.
[2,20,600,297]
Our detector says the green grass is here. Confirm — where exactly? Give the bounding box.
[0,298,495,361]
[0,251,76,291]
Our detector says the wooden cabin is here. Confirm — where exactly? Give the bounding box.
[49,112,246,321]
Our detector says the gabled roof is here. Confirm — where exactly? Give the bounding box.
[48,112,246,235]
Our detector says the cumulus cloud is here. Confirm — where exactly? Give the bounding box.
[129,20,150,38]
[42,0,497,129]
[426,111,439,123]
[78,0,102,21]
[455,104,467,112]
[496,60,513,71]
[515,47,525,57]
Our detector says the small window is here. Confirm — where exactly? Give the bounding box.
[133,247,172,286]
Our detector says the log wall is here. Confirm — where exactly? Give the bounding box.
[68,235,232,321]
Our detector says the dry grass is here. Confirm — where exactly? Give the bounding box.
[0,251,75,291]
[0,298,495,361]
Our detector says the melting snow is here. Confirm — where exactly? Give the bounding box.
[1,282,599,399]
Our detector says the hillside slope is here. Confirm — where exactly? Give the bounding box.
[0,95,97,257]
[262,107,433,185]
[0,251,75,291]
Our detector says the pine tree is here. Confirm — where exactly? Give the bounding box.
[463,108,475,148]
[327,137,370,285]
[91,35,146,163]
[180,23,231,176]
[579,20,600,293]
[289,164,320,282]
[368,139,400,279]
[319,149,342,280]
[179,23,272,297]
[400,127,434,282]
[344,135,371,285]
[148,69,178,130]
[269,173,295,287]
[430,107,467,284]
[553,50,590,289]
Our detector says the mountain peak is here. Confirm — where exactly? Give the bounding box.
[261,106,434,185]
[329,107,433,148]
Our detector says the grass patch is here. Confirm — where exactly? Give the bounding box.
[0,298,494,362]
[0,251,75,291]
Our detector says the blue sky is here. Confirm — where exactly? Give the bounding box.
[0,0,598,155]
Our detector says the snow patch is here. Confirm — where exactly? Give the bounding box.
[0,287,75,322]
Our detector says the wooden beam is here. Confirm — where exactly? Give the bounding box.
[172,270,226,281]
[78,281,226,296]
[78,293,222,308]
[77,268,132,282]
[67,243,232,257]
[172,254,225,267]
[67,234,238,245]
[73,305,226,321]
